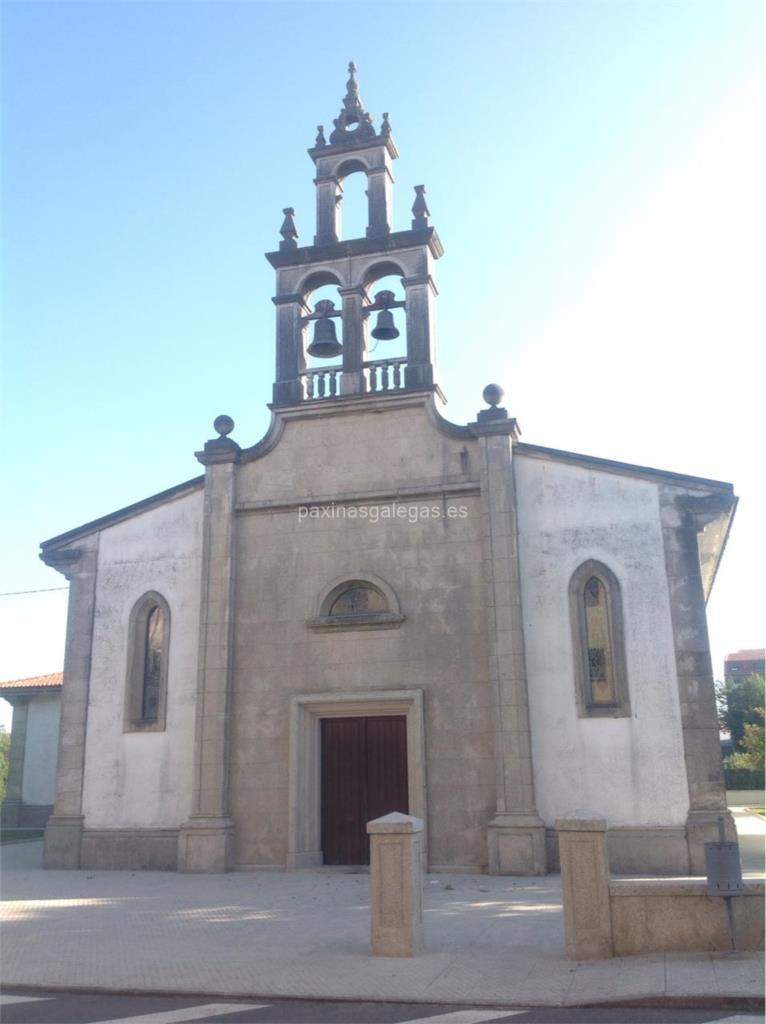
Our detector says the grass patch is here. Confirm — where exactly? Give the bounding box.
[0,828,44,844]
[745,807,765,817]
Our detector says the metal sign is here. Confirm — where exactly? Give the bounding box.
[704,840,744,896]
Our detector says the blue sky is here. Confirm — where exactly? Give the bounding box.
[1,1,763,728]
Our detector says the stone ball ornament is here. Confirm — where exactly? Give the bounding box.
[213,414,235,438]
[482,384,504,408]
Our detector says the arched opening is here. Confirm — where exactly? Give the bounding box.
[124,591,171,731]
[299,271,343,377]
[362,263,407,390]
[568,560,630,718]
[336,161,368,241]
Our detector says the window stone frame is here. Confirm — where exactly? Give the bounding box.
[308,573,404,631]
[569,560,630,719]
[123,591,171,733]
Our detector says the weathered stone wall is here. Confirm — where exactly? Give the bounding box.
[81,491,203,829]
[514,455,691,849]
[232,399,493,871]
[21,693,61,808]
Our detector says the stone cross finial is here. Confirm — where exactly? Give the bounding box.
[330,60,376,144]
[411,185,430,229]
[279,207,298,251]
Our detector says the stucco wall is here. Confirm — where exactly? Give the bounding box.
[21,693,61,806]
[233,400,493,871]
[81,490,203,828]
[514,454,690,828]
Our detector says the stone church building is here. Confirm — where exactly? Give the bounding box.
[41,66,736,876]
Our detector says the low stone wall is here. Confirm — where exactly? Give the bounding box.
[610,878,765,955]
[558,817,765,960]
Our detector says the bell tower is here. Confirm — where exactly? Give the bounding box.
[267,63,443,406]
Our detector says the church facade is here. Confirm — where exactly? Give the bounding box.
[41,66,736,876]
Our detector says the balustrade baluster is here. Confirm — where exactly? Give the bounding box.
[305,373,314,400]
[368,364,378,392]
[381,360,390,391]
[392,360,402,389]
[329,369,337,397]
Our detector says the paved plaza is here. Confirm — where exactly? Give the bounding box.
[1,812,763,1011]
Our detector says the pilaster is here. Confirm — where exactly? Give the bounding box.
[403,274,437,390]
[0,697,29,827]
[272,293,308,407]
[40,537,99,868]
[314,176,340,245]
[339,285,367,396]
[366,166,393,239]
[471,395,545,874]
[178,418,241,872]
[659,487,737,873]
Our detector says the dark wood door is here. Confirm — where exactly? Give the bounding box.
[321,715,408,865]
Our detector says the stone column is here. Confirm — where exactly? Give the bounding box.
[367,812,424,957]
[471,397,546,875]
[272,294,308,406]
[403,275,437,390]
[558,818,614,960]
[0,697,29,827]
[41,538,99,868]
[366,167,393,238]
[178,419,241,872]
[339,285,367,396]
[314,176,340,245]
[660,488,737,873]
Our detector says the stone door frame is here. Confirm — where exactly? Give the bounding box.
[287,689,426,869]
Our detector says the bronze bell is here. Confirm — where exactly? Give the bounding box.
[307,300,342,359]
[370,290,400,341]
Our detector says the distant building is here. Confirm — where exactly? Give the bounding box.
[724,649,765,682]
[0,673,62,828]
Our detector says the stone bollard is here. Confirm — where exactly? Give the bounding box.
[557,818,614,960]
[367,812,424,957]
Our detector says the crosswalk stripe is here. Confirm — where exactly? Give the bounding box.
[91,1003,267,1024]
[398,1011,523,1024]
[0,995,49,1005]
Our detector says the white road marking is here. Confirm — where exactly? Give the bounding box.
[91,1003,266,1024]
[0,994,49,1005]
[399,1011,523,1024]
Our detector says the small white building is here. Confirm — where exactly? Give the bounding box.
[1,673,62,828]
[38,66,736,876]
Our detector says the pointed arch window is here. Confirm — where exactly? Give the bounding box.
[124,592,170,732]
[569,561,630,718]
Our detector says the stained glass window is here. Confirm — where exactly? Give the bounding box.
[583,576,616,705]
[329,585,387,617]
[141,605,165,721]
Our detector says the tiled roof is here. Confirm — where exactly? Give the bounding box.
[725,650,765,663]
[0,672,63,691]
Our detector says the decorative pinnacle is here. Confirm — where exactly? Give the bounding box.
[315,125,326,147]
[477,383,509,423]
[279,207,298,251]
[380,112,391,139]
[411,185,430,229]
[213,414,235,437]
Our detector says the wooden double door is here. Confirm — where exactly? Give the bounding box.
[320,715,409,865]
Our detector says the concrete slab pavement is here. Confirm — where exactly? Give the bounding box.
[1,840,763,1009]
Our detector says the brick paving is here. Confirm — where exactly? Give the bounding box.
[1,841,762,1008]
